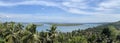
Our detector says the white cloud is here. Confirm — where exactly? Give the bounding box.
[99,0,120,9]
[0,0,58,7]
[0,13,68,22]
[0,0,120,22]
[0,0,119,14]
[62,0,120,16]
[1,13,120,23]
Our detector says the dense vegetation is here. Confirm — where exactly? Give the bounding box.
[0,22,120,43]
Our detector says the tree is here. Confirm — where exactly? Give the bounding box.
[68,36,87,43]
[2,22,21,43]
[22,24,41,43]
[47,25,58,43]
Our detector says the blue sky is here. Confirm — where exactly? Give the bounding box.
[0,0,120,23]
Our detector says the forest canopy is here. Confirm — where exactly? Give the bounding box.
[0,21,120,43]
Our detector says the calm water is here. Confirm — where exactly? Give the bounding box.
[36,24,102,32]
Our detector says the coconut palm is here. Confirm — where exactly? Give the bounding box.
[47,25,58,43]
[21,24,41,43]
[2,22,21,43]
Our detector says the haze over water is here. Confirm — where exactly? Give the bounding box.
[36,23,102,32]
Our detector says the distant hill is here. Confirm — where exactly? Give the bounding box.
[78,21,120,33]
[21,22,110,26]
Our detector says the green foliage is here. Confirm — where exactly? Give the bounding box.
[0,37,4,43]
[0,22,120,43]
[68,36,87,43]
[25,24,36,33]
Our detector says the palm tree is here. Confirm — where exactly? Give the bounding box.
[47,25,58,43]
[21,24,41,43]
[2,22,21,43]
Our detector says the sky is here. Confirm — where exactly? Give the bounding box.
[0,0,120,23]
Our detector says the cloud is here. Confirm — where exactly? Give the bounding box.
[0,0,119,15]
[0,0,120,22]
[62,0,120,17]
[0,13,74,22]
[0,0,58,7]
[1,13,120,23]
[99,0,120,9]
